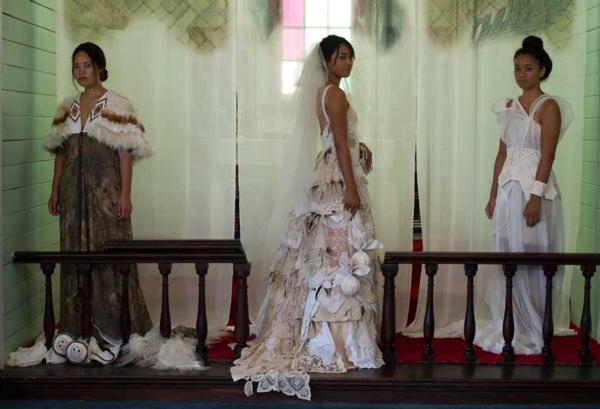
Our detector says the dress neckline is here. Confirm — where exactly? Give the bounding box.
[75,90,109,132]
[516,93,546,116]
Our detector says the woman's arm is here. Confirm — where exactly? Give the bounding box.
[485,140,507,219]
[523,99,561,227]
[48,151,65,216]
[117,150,133,219]
[326,86,360,214]
[535,100,561,184]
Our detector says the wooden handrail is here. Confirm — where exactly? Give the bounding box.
[382,251,599,366]
[13,251,248,264]
[12,241,252,363]
[384,251,600,265]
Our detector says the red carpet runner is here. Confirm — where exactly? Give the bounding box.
[207,328,600,364]
[394,328,600,364]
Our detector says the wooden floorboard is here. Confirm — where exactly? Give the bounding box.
[2,361,600,403]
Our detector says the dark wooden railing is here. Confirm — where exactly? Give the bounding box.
[14,246,599,367]
[12,240,251,362]
[381,252,600,366]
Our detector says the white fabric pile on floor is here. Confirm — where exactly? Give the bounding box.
[7,325,227,370]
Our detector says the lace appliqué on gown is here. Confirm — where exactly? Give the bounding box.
[244,371,311,401]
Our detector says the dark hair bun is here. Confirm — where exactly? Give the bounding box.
[100,69,108,82]
[514,35,552,81]
[522,35,544,50]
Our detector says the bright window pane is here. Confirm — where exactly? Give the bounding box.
[328,27,351,42]
[305,28,328,52]
[305,0,327,27]
[328,0,351,27]
[281,0,353,94]
[283,28,305,60]
[282,0,304,27]
[282,61,301,95]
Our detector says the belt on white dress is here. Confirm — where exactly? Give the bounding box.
[498,147,558,201]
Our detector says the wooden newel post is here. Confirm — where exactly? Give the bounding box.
[381,263,399,365]
[118,264,132,344]
[542,264,557,364]
[579,264,596,363]
[41,262,56,348]
[423,263,438,362]
[195,263,209,362]
[463,263,478,363]
[158,262,172,339]
[502,264,517,363]
[233,263,251,360]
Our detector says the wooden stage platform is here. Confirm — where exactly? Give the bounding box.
[2,361,600,404]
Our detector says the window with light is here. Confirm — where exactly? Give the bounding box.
[281,0,352,94]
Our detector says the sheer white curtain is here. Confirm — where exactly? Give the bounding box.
[55,1,237,329]
[235,6,291,319]
[405,1,585,337]
[236,0,416,325]
[51,0,586,338]
[351,0,417,329]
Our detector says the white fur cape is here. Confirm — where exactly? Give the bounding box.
[42,90,154,160]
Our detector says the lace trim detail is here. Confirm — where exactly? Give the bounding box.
[245,371,311,401]
[346,343,384,369]
[294,343,346,373]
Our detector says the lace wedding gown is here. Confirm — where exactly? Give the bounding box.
[231,84,384,400]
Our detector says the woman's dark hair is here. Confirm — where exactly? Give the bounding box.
[72,42,108,82]
[514,35,552,81]
[320,35,355,65]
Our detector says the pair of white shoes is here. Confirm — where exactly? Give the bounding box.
[53,333,120,364]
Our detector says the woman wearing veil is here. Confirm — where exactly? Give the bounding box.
[231,35,384,400]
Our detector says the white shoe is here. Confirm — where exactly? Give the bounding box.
[66,340,89,364]
[52,333,74,357]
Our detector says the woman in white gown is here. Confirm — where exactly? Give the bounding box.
[231,35,384,400]
[476,36,574,355]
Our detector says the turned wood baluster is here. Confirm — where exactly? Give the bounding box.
[542,264,557,364]
[78,263,93,339]
[195,263,209,362]
[579,264,596,363]
[502,264,517,363]
[463,263,478,363]
[423,263,438,362]
[119,264,132,344]
[381,263,399,365]
[41,262,56,348]
[233,263,251,359]
[159,262,172,339]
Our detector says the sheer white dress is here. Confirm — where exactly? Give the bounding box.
[475,95,575,355]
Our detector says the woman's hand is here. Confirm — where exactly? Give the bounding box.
[523,195,542,227]
[117,194,132,220]
[344,187,361,215]
[359,142,373,172]
[48,191,59,216]
[485,196,496,219]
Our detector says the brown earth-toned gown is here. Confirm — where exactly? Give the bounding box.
[46,90,153,342]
